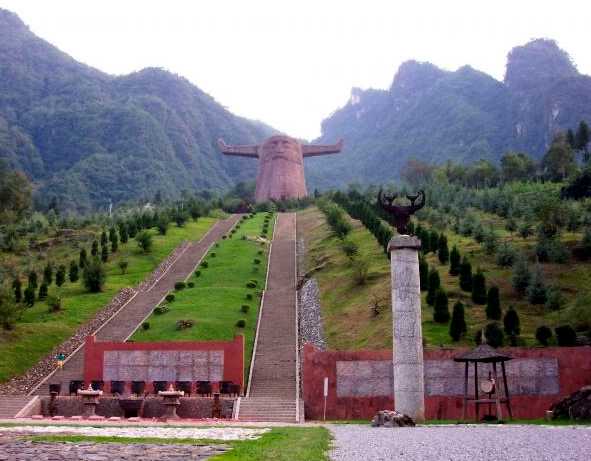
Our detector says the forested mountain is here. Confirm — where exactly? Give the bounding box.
[0,9,272,212]
[306,39,591,189]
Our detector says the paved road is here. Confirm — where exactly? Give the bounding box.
[328,424,591,461]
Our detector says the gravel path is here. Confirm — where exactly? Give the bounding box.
[328,424,591,461]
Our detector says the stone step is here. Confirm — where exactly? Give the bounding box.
[0,397,33,418]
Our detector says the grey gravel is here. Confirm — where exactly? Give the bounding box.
[328,424,591,461]
[298,278,326,351]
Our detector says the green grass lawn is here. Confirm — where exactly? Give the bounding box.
[26,426,332,461]
[0,218,217,382]
[131,212,275,384]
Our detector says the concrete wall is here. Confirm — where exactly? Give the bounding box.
[83,335,244,391]
[302,344,591,420]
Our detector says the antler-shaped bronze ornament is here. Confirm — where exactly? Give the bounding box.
[378,189,426,235]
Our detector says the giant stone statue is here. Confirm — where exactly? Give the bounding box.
[218,135,343,202]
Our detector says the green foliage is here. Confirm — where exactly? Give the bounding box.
[512,255,531,295]
[142,322,150,330]
[101,244,109,263]
[23,285,35,307]
[0,285,20,330]
[484,322,504,348]
[201,261,209,268]
[351,258,370,285]
[194,270,201,277]
[135,230,153,253]
[91,240,99,257]
[68,260,79,282]
[518,222,533,239]
[47,295,62,313]
[554,325,577,346]
[449,245,461,276]
[541,134,577,182]
[535,326,553,346]
[459,256,472,292]
[165,293,175,303]
[38,283,48,300]
[433,289,450,323]
[55,264,66,287]
[43,262,53,286]
[119,223,129,243]
[187,281,194,288]
[426,268,440,306]
[153,305,170,315]
[236,319,246,328]
[503,306,520,336]
[341,239,359,259]
[28,271,38,290]
[82,259,106,293]
[100,231,108,247]
[471,270,487,305]
[486,286,501,320]
[156,214,169,235]
[174,281,186,291]
[118,260,128,275]
[495,241,516,267]
[545,286,565,311]
[437,233,449,264]
[0,162,32,224]
[449,301,467,341]
[419,255,429,291]
[241,304,250,313]
[527,265,547,304]
[317,200,352,239]
[79,248,88,268]
[535,237,569,263]
[482,228,498,255]
[12,278,22,304]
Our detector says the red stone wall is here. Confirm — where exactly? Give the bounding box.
[302,344,591,420]
[84,335,244,393]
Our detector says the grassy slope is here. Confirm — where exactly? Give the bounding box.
[298,206,590,350]
[131,213,274,382]
[0,218,216,382]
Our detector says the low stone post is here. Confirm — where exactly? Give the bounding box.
[388,235,425,423]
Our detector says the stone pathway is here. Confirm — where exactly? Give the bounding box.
[328,424,591,461]
[0,438,226,460]
[0,425,268,440]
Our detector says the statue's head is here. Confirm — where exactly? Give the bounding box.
[260,135,302,165]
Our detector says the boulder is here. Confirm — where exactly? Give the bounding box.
[550,385,591,420]
[371,410,416,427]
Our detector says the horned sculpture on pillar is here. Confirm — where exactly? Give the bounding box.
[218,135,343,202]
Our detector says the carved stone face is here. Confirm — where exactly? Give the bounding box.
[260,136,302,165]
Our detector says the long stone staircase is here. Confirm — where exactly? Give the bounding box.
[238,213,299,422]
[0,396,35,418]
[35,215,240,395]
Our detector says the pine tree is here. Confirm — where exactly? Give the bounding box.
[23,286,35,307]
[438,233,449,264]
[69,260,79,283]
[28,271,38,290]
[38,283,48,300]
[12,278,22,303]
[433,289,450,323]
[459,257,472,292]
[55,265,66,287]
[503,305,520,336]
[426,268,440,306]
[91,240,99,257]
[430,231,439,256]
[101,244,109,263]
[79,248,88,268]
[527,265,547,304]
[419,256,429,292]
[109,227,119,253]
[471,270,487,305]
[100,230,108,247]
[119,223,129,244]
[449,301,467,341]
[575,120,590,161]
[486,286,501,320]
[449,245,461,276]
[43,262,53,286]
[512,254,531,295]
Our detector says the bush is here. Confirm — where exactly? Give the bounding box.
[486,286,501,320]
[201,261,209,268]
[512,255,531,295]
[449,301,467,341]
[545,286,565,311]
[236,319,246,328]
[555,325,577,346]
[503,305,520,336]
[118,260,129,275]
[12,278,22,303]
[535,326,553,346]
[449,245,461,276]
[433,289,450,323]
[55,265,66,287]
[82,259,106,293]
[518,222,533,239]
[419,256,429,292]
[210,252,216,258]
[142,322,150,330]
[566,294,591,331]
[438,234,449,264]
[165,293,175,303]
[258,250,263,255]
[352,258,370,285]
[459,257,472,292]
[101,244,109,263]
[246,293,253,301]
[536,237,569,263]
[495,242,516,267]
[246,280,257,289]
[69,260,79,283]
[174,281,186,291]
[253,258,261,265]
[23,286,35,307]
[0,287,19,330]
[38,283,48,300]
[483,230,498,255]
[176,319,194,330]
[135,231,153,253]
[154,305,170,315]
[527,265,547,304]
[187,281,195,288]
[241,305,250,313]
[47,296,62,313]
[484,322,504,348]
[43,262,53,286]
[194,270,201,277]
[471,270,487,305]
[426,268,440,306]
[341,239,359,259]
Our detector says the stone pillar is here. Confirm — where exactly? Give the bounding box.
[388,235,425,422]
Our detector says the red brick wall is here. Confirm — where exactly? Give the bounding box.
[302,344,591,420]
[84,335,244,393]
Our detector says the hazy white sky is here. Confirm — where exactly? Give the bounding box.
[1,0,589,140]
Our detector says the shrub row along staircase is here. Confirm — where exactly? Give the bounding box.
[238,213,299,422]
[33,215,241,397]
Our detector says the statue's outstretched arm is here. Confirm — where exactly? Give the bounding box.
[218,139,259,158]
[302,139,344,157]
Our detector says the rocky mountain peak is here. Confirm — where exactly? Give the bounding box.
[389,60,447,95]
